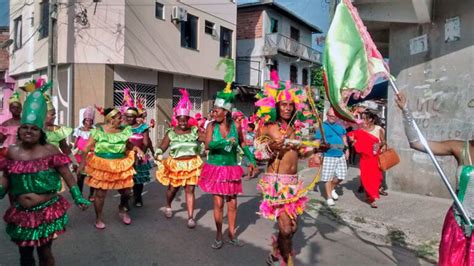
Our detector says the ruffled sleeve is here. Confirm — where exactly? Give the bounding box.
[132,124,149,134]
[46,127,73,147]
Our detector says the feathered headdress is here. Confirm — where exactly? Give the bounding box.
[8,91,21,105]
[214,58,236,111]
[255,71,309,125]
[21,78,51,128]
[174,89,192,117]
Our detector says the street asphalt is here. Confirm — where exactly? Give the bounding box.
[0,166,431,266]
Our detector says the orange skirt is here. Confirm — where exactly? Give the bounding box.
[156,156,203,187]
[85,152,135,190]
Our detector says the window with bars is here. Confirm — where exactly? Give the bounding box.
[113,81,156,109]
[172,88,202,116]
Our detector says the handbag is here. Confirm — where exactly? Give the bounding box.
[378,147,400,171]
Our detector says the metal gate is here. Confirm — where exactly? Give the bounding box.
[113,81,157,142]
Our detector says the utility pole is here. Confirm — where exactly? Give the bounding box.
[47,0,58,87]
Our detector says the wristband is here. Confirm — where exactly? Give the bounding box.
[155,148,164,157]
[242,146,256,166]
[70,185,91,206]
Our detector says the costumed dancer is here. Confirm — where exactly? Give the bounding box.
[155,89,203,228]
[73,106,96,201]
[42,87,77,168]
[0,91,22,156]
[347,111,385,208]
[0,83,89,265]
[122,90,153,207]
[395,92,473,266]
[254,74,325,265]
[198,59,256,249]
[78,106,143,229]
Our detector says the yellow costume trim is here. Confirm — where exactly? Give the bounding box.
[156,156,203,187]
[85,151,136,190]
[105,109,120,121]
[125,109,138,116]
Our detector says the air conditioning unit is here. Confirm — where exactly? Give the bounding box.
[171,6,188,22]
[212,24,218,36]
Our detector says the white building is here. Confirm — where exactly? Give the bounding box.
[9,0,237,141]
[235,0,322,114]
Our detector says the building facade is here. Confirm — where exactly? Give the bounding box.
[354,0,473,198]
[235,0,322,115]
[9,0,236,141]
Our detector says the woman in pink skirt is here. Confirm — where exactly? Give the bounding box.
[198,84,256,249]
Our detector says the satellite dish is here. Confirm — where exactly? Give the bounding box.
[0,39,14,49]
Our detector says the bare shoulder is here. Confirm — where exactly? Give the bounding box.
[6,145,21,159]
[44,144,63,156]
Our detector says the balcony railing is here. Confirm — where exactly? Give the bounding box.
[264,33,321,64]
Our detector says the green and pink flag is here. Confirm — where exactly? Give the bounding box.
[323,0,389,122]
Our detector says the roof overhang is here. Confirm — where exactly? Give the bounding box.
[353,0,432,25]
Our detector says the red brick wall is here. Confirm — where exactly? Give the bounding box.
[237,9,264,40]
[0,30,9,71]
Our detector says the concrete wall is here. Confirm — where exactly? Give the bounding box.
[386,0,473,198]
[9,0,49,75]
[73,64,115,125]
[124,0,236,80]
[236,5,314,87]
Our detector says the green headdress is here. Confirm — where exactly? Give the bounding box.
[8,91,21,105]
[214,58,236,111]
[21,79,51,128]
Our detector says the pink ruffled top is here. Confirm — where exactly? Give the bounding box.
[0,125,19,148]
[1,154,71,196]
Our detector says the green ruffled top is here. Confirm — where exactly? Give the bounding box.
[167,127,202,158]
[45,126,73,147]
[4,154,71,196]
[91,126,132,156]
[207,122,239,166]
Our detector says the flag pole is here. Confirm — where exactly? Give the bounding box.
[388,76,472,233]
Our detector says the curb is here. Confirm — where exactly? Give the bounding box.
[304,198,438,264]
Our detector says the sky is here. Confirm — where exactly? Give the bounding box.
[238,0,331,51]
[0,0,8,26]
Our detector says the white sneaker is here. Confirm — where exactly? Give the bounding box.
[331,190,339,200]
[326,198,335,206]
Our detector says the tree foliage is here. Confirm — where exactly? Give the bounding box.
[311,66,326,113]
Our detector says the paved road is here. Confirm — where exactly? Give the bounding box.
[0,167,430,265]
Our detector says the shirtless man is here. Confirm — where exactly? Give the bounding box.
[258,99,327,265]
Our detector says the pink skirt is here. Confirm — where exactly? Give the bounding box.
[439,207,474,266]
[198,163,244,195]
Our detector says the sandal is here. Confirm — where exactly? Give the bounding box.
[164,207,173,219]
[227,238,244,247]
[95,221,106,230]
[370,202,378,208]
[119,212,132,225]
[379,189,388,196]
[211,239,224,249]
[187,218,196,229]
[266,253,279,265]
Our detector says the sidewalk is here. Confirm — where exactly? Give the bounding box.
[298,163,451,262]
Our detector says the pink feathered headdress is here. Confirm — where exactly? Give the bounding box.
[174,89,192,117]
[83,106,95,121]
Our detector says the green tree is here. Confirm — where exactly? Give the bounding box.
[311,66,326,113]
